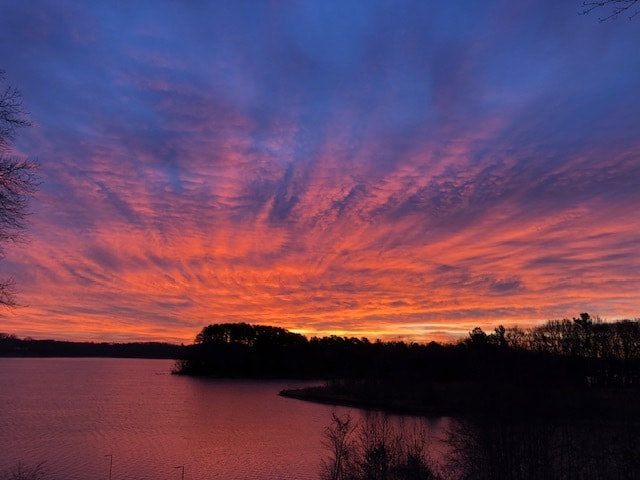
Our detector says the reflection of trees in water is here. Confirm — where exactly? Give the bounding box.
[447,418,640,480]
[321,414,640,480]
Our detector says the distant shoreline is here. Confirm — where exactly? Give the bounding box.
[0,335,186,359]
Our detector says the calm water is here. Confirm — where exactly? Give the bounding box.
[0,358,449,480]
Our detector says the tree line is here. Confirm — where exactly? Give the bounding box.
[467,313,640,387]
[178,314,640,381]
[176,315,640,417]
[0,333,185,359]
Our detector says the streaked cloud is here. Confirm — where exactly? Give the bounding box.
[0,0,638,343]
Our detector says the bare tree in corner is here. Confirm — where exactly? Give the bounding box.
[0,71,38,307]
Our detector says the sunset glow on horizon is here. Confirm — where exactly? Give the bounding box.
[1,1,639,344]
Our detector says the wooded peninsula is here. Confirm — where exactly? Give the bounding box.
[174,314,640,418]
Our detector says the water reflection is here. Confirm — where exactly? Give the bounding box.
[318,412,640,480]
[2,358,635,480]
[0,359,333,479]
[446,417,640,480]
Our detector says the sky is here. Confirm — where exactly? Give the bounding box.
[0,0,639,344]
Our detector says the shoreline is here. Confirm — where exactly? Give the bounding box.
[279,382,640,420]
[278,385,443,417]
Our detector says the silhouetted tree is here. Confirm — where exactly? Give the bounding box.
[182,322,310,377]
[490,325,507,349]
[321,413,358,480]
[0,71,37,306]
[321,413,441,480]
[4,462,48,480]
[467,327,487,347]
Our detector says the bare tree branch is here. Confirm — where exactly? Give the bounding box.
[7,461,48,480]
[0,71,38,307]
[581,0,640,22]
[0,71,31,152]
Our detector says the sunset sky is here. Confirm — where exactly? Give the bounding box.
[1,1,639,344]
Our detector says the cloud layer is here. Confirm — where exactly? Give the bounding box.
[1,0,639,342]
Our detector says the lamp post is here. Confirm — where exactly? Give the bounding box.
[174,465,185,480]
[104,454,113,480]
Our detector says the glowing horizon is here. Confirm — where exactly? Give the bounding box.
[1,1,639,344]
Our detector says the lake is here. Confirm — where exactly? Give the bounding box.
[0,358,450,480]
